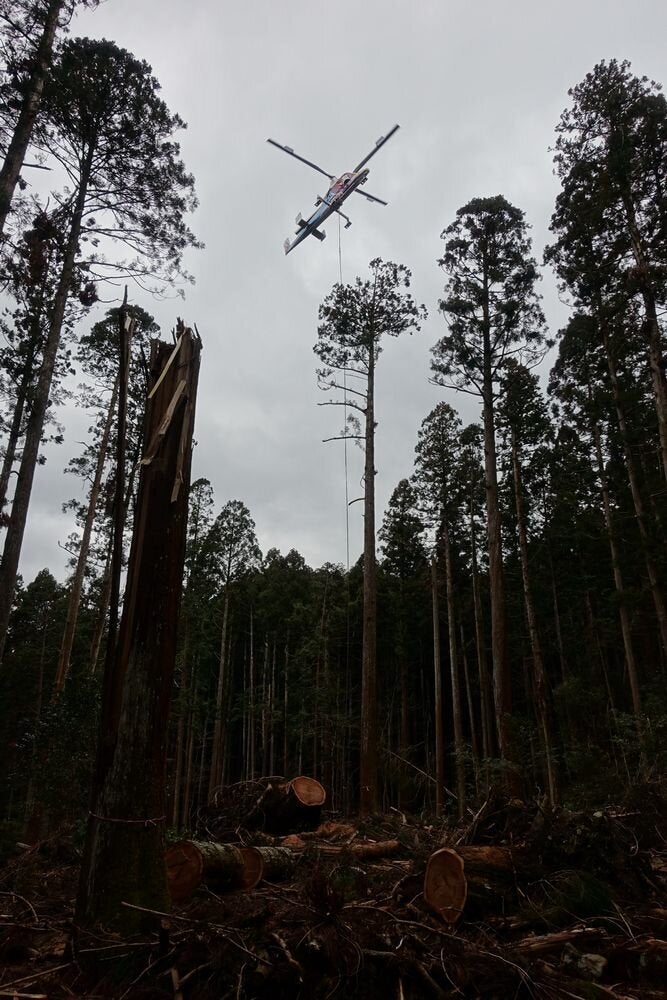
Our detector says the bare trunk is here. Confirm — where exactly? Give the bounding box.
[54,374,120,694]
[481,354,514,783]
[511,433,558,806]
[431,557,445,816]
[208,590,230,799]
[359,342,377,815]
[0,0,63,235]
[0,152,93,665]
[442,524,465,818]
[602,326,667,659]
[593,425,642,719]
[471,518,493,760]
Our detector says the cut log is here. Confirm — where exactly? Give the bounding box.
[254,846,299,882]
[320,839,401,859]
[423,848,467,924]
[246,777,326,833]
[165,840,263,902]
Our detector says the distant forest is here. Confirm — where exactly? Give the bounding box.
[1,0,666,850]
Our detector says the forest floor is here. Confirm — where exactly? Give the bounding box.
[1,786,666,999]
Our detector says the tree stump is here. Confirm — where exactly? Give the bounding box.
[166,840,263,902]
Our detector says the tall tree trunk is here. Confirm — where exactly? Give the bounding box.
[442,524,465,818]
[359,340,377,815]
[481,317,515,787]
[470,515,492,760]
[0,151,93,665]
[76,324,200,932]
[54,373,120,694]
[601,326,667,659]
[460,622,480,791]
[431,557,445,816]
[510,432,558,805]
[593,424,642,719]
[0,0,63,235]
[620,194,667,483]
[208,589,230,800]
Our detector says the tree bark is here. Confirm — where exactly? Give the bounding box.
[431,557,445,816]
[76,325,201,932]
[208,589,230,800]
[359,337,377,816]
[481,276,515,788]
[601,326,667,659]
[0,0,64,236]
[593,424,642,719]
[53,372,120,694]
[0,149,93,665]
[511,432,558,805]
[165,840,263,903]
[442,524,465,817]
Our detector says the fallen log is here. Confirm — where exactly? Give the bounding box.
[165,840,263,902]
[254,846,299,882]
[245,777,326,833]
[323,839,401,859]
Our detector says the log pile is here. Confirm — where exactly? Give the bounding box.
[1,785,666,999]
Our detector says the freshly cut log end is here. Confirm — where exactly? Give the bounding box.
[424,847,467,924]
[166,840,263,902]
[247,776,327,833]
[290,776,326,807]
[166,840,204,903]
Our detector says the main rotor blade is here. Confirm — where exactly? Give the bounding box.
[354,188,388,206]
[352,124,400,173]
[266,139,334,180]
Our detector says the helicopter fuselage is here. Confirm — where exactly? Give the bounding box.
[284,168,369,255]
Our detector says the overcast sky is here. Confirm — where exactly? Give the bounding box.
[13,0,667,581]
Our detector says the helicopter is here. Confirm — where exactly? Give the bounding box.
[267,125,400,255]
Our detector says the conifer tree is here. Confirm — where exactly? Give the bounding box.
[316,259,426,815]
[0,37,199,664]
[431,196,548,784]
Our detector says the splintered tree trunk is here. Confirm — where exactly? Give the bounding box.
[76,325,201,932]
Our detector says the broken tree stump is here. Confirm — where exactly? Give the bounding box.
[245,777,326,833]
[166,840,263,902]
